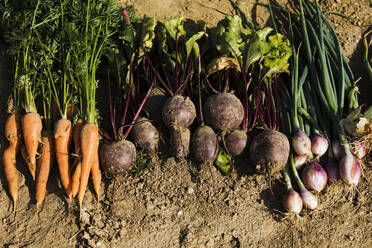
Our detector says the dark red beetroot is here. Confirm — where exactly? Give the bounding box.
[162,95,196,159]
[192,125,218,163]
[249,130,290,175]
[162,95,196,129]
[224,129,249,156]
[203,93,244,132]
[170,127,191,159]
[100,140,136,174]
[143,86,168,126]
[130,117,159,154]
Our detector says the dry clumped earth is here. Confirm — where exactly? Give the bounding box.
[1,0,372,247]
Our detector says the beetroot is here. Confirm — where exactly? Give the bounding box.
[170,126,191,159]
[162,95,196,129]
[203,93,244,132]
[130,117,159,154]
[143,86,168,126]
[224,129,249,156]
[100,139,136,174]
[249,130,290,175]
[192,125,218,163]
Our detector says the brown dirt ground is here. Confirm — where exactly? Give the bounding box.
[1,0,371,247]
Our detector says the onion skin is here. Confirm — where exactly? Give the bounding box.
[283,188,303,214]
[294,155,307,170]
[292,128,313,158]
[300,188,318,210]
[352,140,369,159]
[339,154,361,186]
[302,161,328,192]
[325,156,339,183]
[311,133,328,157]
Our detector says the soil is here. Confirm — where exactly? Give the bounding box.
[1,1,371,247]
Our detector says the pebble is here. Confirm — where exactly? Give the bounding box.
[81,211,91,224]
[187,187,194,194]
[177,210,183,216]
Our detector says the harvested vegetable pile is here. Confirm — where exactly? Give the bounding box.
[0,0,371,241]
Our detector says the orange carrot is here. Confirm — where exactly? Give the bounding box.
[5,113,22,147]
[78,123,99,206]
[70,119,84,198]
[35,130,54,208]
[91,152,101,201]
[22,112,42,180]
[3,146,19,210]
[3,113,22,209]
[54,118,72,199]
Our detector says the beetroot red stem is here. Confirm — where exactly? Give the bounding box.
[121,59,133,127]
[144,53,174,95]
[202,68,219,94]
[107,72,117,139]
[123,83,154,140]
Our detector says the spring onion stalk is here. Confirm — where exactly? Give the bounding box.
[282,164,303,214]
[289,154,318,210]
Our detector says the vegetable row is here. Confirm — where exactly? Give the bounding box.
[0,0,370,214]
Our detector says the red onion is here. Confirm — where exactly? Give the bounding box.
[325,156,339,183]
[332,138,345,161]
[339,154,362,186]
[294,155,307,170]
[302,161,328,192]
[282,188,303,214]
[292,128,313,158]
[300,188,318,210]
[311,133,328,157]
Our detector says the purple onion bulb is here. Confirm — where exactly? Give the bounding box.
[325,156,339,183]
[332,139,346,161]
[283,188,303,214]
[340,154,362,186]
[292,128,313,158]
[300,188,318,210]
[311,133,328,157]
[302,161,328,192]
[294,155,307,170]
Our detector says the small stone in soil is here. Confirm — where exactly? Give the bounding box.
[177,210,183,216]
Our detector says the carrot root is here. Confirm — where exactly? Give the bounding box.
[78,123,99,207]
[91,153,102,201]
[22,112,42,180]
[54,118,72,198]
[2,146,19,211]
[70,119,84,199]
[35,130,54,209]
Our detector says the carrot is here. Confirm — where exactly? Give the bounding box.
[54,118,72,199]
[35,130,54,208]
[78,123,99,206]
[91,152,101,201]
[5,113,22,147]
[70,119,84,198]
[3,146,19,211]
[22,112,42,180]
[3,113,22,210]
